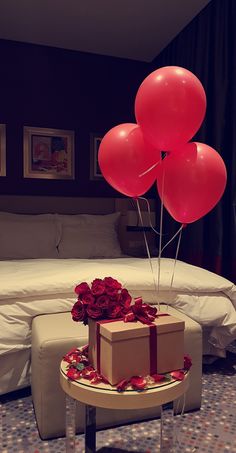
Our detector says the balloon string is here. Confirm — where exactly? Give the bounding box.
[157,198,163,308]
[161,224,183,254]
[169,226,183,296]
[138,159,161,177]
[135,198,159,307]
[135,194,183,310]
[138,196,161,236]
[157,169,165,309]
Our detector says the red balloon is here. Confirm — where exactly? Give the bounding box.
[156,142,227,223]
[98,123,160,197]
[135,66,207,151]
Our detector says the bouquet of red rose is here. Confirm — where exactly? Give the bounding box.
[71,277,131,325]
[71,276,157,326]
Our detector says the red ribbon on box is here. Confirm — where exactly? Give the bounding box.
[149,323,157,375]
[95,313,170,376]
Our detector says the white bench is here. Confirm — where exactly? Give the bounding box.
[31,308,202,440]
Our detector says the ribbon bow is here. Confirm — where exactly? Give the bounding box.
[123,297,157,324]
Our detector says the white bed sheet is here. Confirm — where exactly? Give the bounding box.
[0,257,236,357]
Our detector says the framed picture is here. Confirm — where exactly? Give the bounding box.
[90,133,103,180]
[0,124,6,177]
[23,126,75,179]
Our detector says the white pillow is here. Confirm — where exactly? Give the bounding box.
[57,212,123,259]
[0,215,60,259]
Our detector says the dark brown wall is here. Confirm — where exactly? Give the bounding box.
[0,39,151,197]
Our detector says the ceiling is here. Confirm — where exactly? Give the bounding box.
[0,0,211,62]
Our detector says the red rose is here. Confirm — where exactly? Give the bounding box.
[96,295,110,309]
[119,288,132,309]
[106,303,122,319]
[103,277,122,290]
[92,278,103,285]
[72,277,131,323]
[105,287,119,297]
[91,279,106,296]
[108,293,120,304]
[81,292,95,305]
[71,301,86,322]
[86,304,103,319]
[75,282,90,296]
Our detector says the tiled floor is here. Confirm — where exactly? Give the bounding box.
[1,345,236,452]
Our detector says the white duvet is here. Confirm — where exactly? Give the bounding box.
[0,257,236,356]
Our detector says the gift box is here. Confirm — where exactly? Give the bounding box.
[88,314,185,385]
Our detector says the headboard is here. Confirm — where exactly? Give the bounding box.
[0,195,116,214]
[0,195,157,256]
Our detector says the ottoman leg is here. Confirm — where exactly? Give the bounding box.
[85,405,96,453]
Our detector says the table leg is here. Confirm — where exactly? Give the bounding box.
[160,401,174,453]
[85,404,96,453]
[65,395,77,453]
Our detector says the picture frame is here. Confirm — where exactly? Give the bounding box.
[90,133,103,180]
[23,126,75,179]
[0,124,6,177]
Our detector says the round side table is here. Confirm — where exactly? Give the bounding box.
[60,359,189,453]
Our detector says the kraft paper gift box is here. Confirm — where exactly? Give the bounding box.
[88,315,185,385]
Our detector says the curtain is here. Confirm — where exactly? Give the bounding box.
[150,0,236,283]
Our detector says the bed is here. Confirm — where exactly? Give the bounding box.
[0,195,236,396]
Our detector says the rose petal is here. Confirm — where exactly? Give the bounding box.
[151,374,166,382]
[90,373,105,384]
[67,368,81,380]
[64,347,78,357]
[82,370,97,380]
[80,366,94,377]
[101,375,110,384]
[130,376,147,390]
[63,350,81,364]
[184,355,192,370]
[116,379,129,392]
[171,370,185,381]
[81,344,89,355]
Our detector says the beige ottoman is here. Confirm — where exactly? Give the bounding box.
[31,307,202,440]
